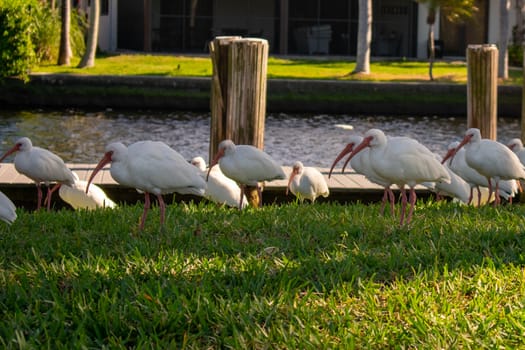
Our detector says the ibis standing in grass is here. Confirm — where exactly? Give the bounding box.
[341,129,450,225]
[59,171,117,210]
[442,141,517,206]
[87,141,206,230]
[286,161,329,203]
[191,156,247,208]
[444,128,525,206]
[208,139,286,209]
[0,137,75,210]
[329,134,397,216]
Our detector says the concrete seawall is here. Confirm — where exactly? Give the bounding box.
[1,74,521,117]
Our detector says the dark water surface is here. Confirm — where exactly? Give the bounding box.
[0,109,520,168]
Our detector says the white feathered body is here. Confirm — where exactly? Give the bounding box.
[218,141,286,185]
[191,156,247,208]
[288,163,329,202]
[109,141,206,197]
[0,191,16,224]
[59,172,116,210]
[13,138,75,186]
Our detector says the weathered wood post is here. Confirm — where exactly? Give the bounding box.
[209,36,241,159]
[466,44,498,140]
[209,37,269,207]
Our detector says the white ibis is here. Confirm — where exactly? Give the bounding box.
[286,161,329,203]
[422,154,471,204]
[444,128,525,206]
[0,137,75,210]
[87,141,206,230]
[507,138,525,166]
[329,134,397,216]
[443,141,517,206]
[59,171,117,210]
[0,190,17,225]
[208,139,287,209]
[191,156,247,209]
[344,129,450,225]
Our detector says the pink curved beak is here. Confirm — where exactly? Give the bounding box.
[0,144,21,163]
[442,134,472,165]
[207,149,224,181]
[341,136,372,173]
[328,143,355,179]
[441,148,456,165]
[86,151,112,194]
[286,168,299,195]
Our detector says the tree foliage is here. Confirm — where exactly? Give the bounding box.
[0,0,37,80]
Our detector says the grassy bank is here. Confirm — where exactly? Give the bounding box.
[1,201,525,348]
[33,54,523,85]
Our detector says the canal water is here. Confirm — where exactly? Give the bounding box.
[0,109,521,168]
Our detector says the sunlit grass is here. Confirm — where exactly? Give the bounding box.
[33,53,523,85]
[1,200,525,348]
[35,54,214,77]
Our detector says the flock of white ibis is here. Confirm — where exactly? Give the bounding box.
[330,127,525,225]
[0,126,524,229]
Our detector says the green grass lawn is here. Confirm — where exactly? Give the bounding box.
[2,200,525,348]
[33,54,523,85]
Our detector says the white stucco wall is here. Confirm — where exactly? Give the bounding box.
[488,0,519,46]
[97,0,118,52]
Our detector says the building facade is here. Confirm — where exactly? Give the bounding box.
[97,0,516,59]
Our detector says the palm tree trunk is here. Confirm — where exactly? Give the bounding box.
[57,0,71,66]
[352,0,372,74]
[428,24,435,81]
[78,0,100,68]
[499,0,510,79]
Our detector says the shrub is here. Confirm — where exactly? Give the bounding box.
[32,3,60,62]
[32,4,87,63]
[0,0,37,80]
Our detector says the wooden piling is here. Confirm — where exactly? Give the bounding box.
[466,44,498,140]
[226,38,269,148]
[209,37,269,207]
[209,36,242,159]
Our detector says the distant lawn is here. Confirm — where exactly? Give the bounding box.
[33,54,523,85]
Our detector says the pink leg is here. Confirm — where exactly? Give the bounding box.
[238,186,245,209]
[406,187,417,225]
[140,193,151,230]
[388,188,395,216]
[476,186,482,207]
[399,188,408,225]
[157,194,166,226]
[467,186,473,205]
[494,181,501,206]
[45,183,61,211]
[486,177,494,206]
[36,184,43,210]
[379,188,388,215]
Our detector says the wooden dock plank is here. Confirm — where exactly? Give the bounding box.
[0,163,431,209]
[0,164,425,191]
